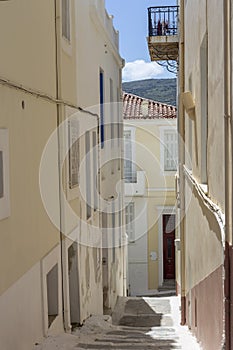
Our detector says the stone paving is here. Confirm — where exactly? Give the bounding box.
[34,296,202,350]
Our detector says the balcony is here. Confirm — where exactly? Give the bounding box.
[147,6,179,62]
[125,171,146,197]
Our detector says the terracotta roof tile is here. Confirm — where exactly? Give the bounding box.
[123,92,177,119]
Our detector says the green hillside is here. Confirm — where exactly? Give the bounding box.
[122,78,177,106]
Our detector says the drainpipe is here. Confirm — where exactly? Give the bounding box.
[178,0,186,326]
[224,0,232,348]
[54,0,72,333]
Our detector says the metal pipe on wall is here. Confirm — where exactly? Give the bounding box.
[224,0,233,348]
[54,0,72,333]
[177,0,186,325]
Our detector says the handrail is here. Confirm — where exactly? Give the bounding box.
[148,6,179,37]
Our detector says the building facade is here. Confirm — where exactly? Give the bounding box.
[147,2,228,348]
[123,93,177,296]
[0,1,125,349]
[177,1,225,349]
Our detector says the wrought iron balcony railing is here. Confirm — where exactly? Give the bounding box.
[148,6,179,37]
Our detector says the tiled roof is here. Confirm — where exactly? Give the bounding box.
[123,92,177,119]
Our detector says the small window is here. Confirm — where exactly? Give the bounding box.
[68,119,79,188]
[62,0,71,41]
[163,214,175,233]
[125,202,135,242]
[47,264,59,327]
[164,130,177,171]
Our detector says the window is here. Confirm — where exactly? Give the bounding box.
[118,200,122,247]
[200,33,208,183]
[164,130,177,171]
[125,202,135,242]
[85,131,91,219]
[188,73,193,169]
[47,264,59,327]
[117,88,121,170]
[112,202,115,262]
[92,131,98,211]
[68,119,79,188]
[110,78,114,147]
[102,211,108,248]
[124,130,136,182]
[0,129,10,220]
[62,0,71,41]
[99,70,104,148]
[163,214,175,233]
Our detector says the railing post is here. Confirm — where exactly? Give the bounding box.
[148,8,152,37]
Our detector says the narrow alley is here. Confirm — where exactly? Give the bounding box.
[34,296,201,350]
[1,0,232,349]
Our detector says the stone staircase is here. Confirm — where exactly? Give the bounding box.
[76,297,181,349]
[157,279,176,296]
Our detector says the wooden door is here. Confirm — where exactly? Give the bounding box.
[163,214,175,279]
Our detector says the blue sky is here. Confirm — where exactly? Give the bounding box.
[105,0,177,81]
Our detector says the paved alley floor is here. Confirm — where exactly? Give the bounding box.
[34,296,202,350]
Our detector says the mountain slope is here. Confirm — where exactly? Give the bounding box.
[122,79,177,106]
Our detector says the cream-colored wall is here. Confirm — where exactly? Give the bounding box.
[0,245,64,350]
[127,198,148,296]
[184,0,224,209]
[125,119,177,293]
[179,0,225,336]
[0,87,59,296]
[0,0,125,347]
[0,0,56,95]
[184,183,223,292]
[0,2,63,348]
[68,0,124,316]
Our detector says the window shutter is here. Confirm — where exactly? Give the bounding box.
[164,131,177,171]
[125,202,135,242]
[124,130,132,181]
[68,119,79,188]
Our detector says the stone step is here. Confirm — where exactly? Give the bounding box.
[76,340,181,349]
[94,337,159,343]
[117,314,162,327]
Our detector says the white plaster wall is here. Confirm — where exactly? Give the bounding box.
[184,0,224,209]
[0,245,64,350]
[0,263,43,350]
[127,198,149,296]
[184,181,224,292]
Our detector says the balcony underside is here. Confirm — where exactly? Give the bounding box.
[147,36,179,61]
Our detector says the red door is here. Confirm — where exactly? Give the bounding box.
[163,214,175,279]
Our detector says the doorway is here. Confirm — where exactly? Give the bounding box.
[163,214,175,279]
[68,243,80,327]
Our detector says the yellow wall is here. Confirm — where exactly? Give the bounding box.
[125,118,177,292]
[0,0,60,295]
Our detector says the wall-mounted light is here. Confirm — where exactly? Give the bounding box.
[181,91,195,120]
